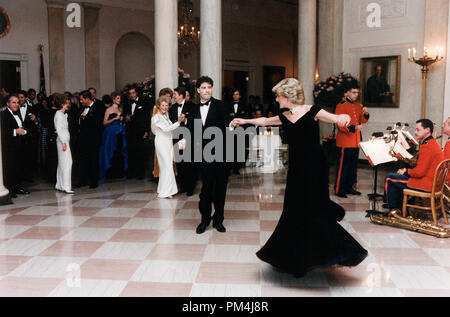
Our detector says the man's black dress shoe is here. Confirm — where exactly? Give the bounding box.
[196,222,210,234]
[213,223,226,233]
[336,193,347,198]
[17,189,30,195]
[346,189,362,196]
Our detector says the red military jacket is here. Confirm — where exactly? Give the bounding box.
[408,137,444,191]
[335,98,369,148]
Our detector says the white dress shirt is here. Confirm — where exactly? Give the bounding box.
[131,97,139,116]
[19,104,27,121]
[234,103,239,114]
[178,100,185,118]
[200,101,210,126]
[8,108,26,136]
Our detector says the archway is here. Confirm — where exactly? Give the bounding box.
[115,32,154,91]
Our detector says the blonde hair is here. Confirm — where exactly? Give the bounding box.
[156,95,172,109]
[272,78,305,105]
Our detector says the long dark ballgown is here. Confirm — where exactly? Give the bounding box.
[256,105,368,277]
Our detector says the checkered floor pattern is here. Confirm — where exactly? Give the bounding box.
[0,167,449,297]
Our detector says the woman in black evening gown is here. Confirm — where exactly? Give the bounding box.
[232,78,368,277]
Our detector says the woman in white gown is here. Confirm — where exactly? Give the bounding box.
[54,94,74,194]
[151,96,185,198]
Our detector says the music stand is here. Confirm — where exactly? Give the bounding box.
[364,132,390,217]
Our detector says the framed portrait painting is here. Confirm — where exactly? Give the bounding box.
[360,56,401,108]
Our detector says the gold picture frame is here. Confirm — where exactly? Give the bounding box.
[0,6,11,39]
[360,56,401,108]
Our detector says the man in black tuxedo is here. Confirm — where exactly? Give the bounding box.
[1,94,30,197]
[18,90,39,182]
[123,86,152,180]
[228,89,251,174]
[170,86,196,196]
[78,90,104,188]
[189,76,233,234]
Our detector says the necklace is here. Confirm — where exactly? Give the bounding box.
[289,105,303,115]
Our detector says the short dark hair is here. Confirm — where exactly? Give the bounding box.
[343,78,360,94]
[196,76,214,89]
[80,90,93,100]
[18,90,27,97]
[88,87,96,93]
[416,119,434,134]
[27,88,36,94]
[174,86,186,98]
[102,95,113,106]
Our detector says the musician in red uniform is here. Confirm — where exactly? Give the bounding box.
[334,81,370,198]
[383,119,444,210]
[443,117,450,182]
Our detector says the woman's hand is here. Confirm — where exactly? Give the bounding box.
[232,118,245,127]
[178,114,186,123]
[62,143,67,152]
[336,114,351,128]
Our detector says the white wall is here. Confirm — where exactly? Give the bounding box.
[342,0,426,139]
[64,2,86,93]
[0,0,50,93]
[98,5,155,96]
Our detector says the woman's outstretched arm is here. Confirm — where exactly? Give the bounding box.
[232,116,282,127]
[315,109,350,128]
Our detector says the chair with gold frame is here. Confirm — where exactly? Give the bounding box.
[402,159,450,225]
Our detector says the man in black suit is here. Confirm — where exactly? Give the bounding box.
[228,89,251,174]
[18,90,39,182]
[123,86,152,180]
[1,94,30,197]
[189,76,233,234]
[170,86,196,196]
[78,90,104,188]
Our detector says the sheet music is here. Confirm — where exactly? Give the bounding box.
[401,130,419,146]
[392,140,413,159]
[360,138,397,166]
[395,130,411,150]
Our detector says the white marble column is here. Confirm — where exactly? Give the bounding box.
[200,0,222,99]
[155,0,178,95]
[0,123,11,205]
[298,0,317,105]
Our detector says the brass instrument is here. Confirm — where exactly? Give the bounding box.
[370,209,450,238]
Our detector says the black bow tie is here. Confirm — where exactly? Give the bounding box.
[20,105,26,108]
[200,101,210,107]
[176,103,182,108]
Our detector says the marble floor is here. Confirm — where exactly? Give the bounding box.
[0,166,449,297]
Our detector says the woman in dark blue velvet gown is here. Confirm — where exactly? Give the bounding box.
[232,78,368,277]
[99,93,128,180]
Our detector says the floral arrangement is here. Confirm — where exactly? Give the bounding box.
[141,68,197,104]
[313,72,360,111]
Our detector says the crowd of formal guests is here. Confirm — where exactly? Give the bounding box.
[0,83,267,199]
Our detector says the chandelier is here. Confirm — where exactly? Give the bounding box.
[178,0,200,57]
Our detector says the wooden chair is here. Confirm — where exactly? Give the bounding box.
[402,159,450,225]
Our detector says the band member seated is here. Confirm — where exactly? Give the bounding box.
[383,119,444,210]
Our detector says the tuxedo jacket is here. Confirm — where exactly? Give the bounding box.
[227,101,251,120]
[187,97,232,164]
[123,96,152,138]
[79,100,105,147]
[1,108,22,149]
[169,100,194,143]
